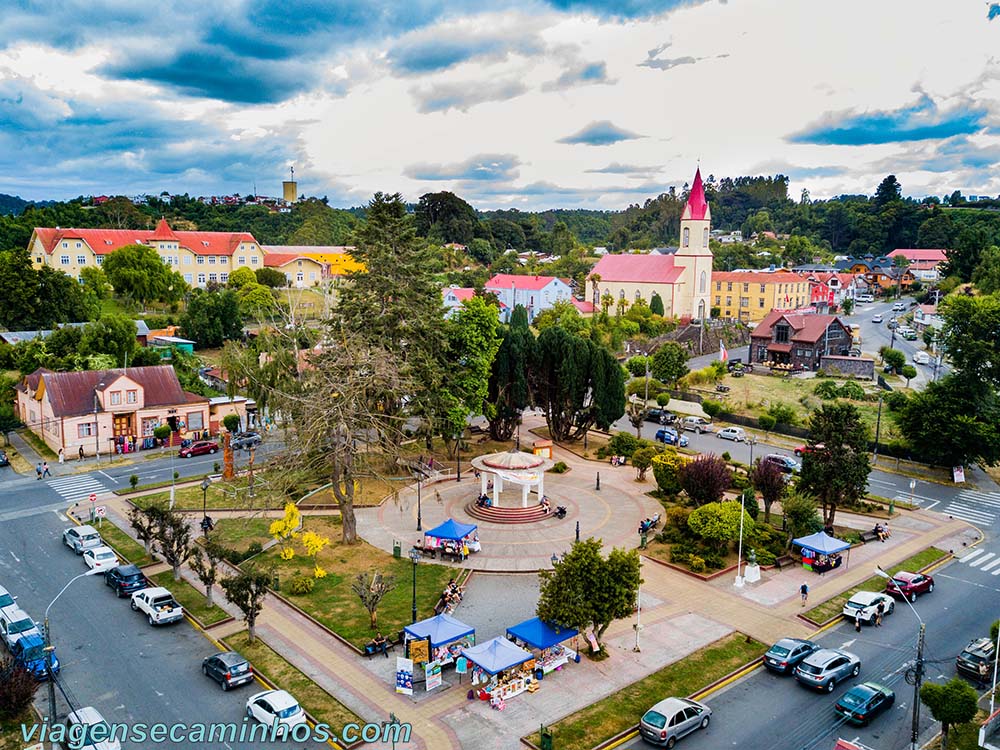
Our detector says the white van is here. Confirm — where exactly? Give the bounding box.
[855,294,874,303]
[913,351,931,365]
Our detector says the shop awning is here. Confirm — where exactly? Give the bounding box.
[404,613,475,648]
[506,618,578,650]
[424,518,477,541]
[767,343,793,352]
[461,637,532,675]
[793,531,850,555]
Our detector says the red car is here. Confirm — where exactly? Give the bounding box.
[179,440,219,458]
[793,443,825,457]
[884,571,934,602]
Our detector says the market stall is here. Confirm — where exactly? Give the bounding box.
[422,518,481,560]
[462,637,535,707]
[505,617,579,678]
[792,531,852,572]
[403,613,476,667]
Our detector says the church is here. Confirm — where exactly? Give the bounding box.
[586,168,714,319]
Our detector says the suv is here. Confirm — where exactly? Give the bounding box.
[856,294,874,303]
[645,409,675,425]
[957,637,996,681]
[63,525,102,555]
[230,432,262,451]
[65,706,121,750]
[763,638,819,674]
[202,650,254,691]
[0,606,41,650]
[901,329,918,341]
[884,571,934,602]
[794,648,861,692]
[11,632,60,680]
[892,302,907,312]
[680,416,713,433]
[655,428,689,448]
[104,564,147,598]
[763,454,800,474]
[179,440,218,458]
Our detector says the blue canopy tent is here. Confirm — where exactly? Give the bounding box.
[404,613,475,648]
[506,618,578,650]
[792,531,852,571]
[424,518,477,541]
[461,637,532,675]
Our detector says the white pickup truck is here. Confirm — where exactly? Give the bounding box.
[130,587,184,626]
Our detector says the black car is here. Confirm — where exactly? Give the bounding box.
[0,450,8,467]
[957,637,996,681]
[104,564,147,598]
[230,432,262,451]
[644,409,675,425]
[763,638,820,674]
[202,651,254,691]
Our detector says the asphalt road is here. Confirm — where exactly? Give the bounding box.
[0,509,329,749]
[621,553,994,750]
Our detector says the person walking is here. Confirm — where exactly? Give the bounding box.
[78,445,85,461]
[35,462,42,480]
[854,612,862,633]
[58,448,64,464]
[800,582,809,606]
[979,660,990,690]
[42,461,51,478]
[875,600,885,627]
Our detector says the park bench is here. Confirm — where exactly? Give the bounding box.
[774,555,796,570]
[859,530,879,544]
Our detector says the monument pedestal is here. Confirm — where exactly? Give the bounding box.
[744,564,761,584]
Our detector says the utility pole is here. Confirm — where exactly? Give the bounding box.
[910,622,926,750]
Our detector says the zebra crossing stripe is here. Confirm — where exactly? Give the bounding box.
[945,504,995,525]
[969,553,997,568]
[958,549,987,563]
[957,493,1000,509]
[981,558,1000,572]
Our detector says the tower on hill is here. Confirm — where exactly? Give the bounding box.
[282,166,297,203]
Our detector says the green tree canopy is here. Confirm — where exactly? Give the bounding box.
[798,402,870,525]
[254,267,287,288]
[414,191,480,245]
[485,305,535,441]
[649,293,665,317]
[920,678,978,749]
[181,289,243,348]
[227,266,257,289]
[650,341,689,388]
[79,314,139,366]
[440,295,502,441]
[536,538,641,651]
[687,501,754,554]
[940,293,1000,388]
[972,246,1000,294]
[102,244,186,306]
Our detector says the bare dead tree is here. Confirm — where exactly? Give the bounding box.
[351,570,397,630]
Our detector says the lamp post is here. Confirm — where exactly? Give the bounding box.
[415,472,423,532]
[875,566,924,750]
[44,569,102,720]
[633,558,642,653]
[455,433,461,482]
[748,436,757,468]
[873,391,884,463]
[408,548,420,624]
[201,477,211,537]
[92,382,105,462]
[734,489,747,588]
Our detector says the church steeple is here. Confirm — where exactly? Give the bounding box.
[681,168,710,222]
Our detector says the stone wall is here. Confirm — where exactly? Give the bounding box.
[820,355,875,380]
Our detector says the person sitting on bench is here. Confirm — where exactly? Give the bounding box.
[540,496,551,514]
[367,632,389,657]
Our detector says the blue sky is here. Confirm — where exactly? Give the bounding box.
[1,0,999,208]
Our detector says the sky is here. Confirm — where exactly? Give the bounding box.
[2,0,1000,210]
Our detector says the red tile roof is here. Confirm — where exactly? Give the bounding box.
[888,248,947,262]
[682,167,709,221]
[262,253,325,268]
[149,218,179,241]
[571,299,597,314]
[443,287,476,302]
[751,310,847,344]
[589,253,685,284]
[33,224,259,257]
[486,274,565,291]
[24,366,206,418]
[712,271,805,285]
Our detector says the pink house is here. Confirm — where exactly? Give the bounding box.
[16,366,210,458]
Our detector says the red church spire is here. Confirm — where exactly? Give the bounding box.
[685,167,709,221]
[150,217,179,241]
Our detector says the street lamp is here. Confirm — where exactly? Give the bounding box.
[455,433,462,482]
[875,566,924,750]
[734,489,748,588]
[200,477,212,537]
[92,382,105,462]
[408,548,420,624]
[748,436,757,468]
[44,569,102,720]
[414,471,423,532]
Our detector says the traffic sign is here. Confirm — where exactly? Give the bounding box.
[89,493,97,503]
[95,506,107,517]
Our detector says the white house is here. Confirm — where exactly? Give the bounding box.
[913,304,944,332]
[484,274,573,322]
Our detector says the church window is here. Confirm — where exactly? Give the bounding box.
[699,271,707,294]
[635,291,641,302]
[703,228,709,245]
[619,290,625,300]
[682,228,689,247]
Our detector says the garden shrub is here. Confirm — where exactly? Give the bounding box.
[753,549,776,566]
[813,379,840,399]
[688,555,706,573]
[885,391,909,411]
[757,414,776,431]
[652,449,688,496]
[550,461,569,474]
[607,431,641,458]
[701,552,725,570]
[721,451,731,462]
[656,392,671,407]
[767,402,797,426]
[837,381,866,400]
[701,399,724,418]
[288,575,316,595]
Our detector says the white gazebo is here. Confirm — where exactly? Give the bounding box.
[470,449,554,508]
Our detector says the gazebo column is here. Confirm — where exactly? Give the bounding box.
[537,474,544,501]
[480,473,488,497]
[493,475,501,505]
[521,482,529,508]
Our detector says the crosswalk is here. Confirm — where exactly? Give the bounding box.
[954,548,1000,575]
[45,474,110,504]
[941,489,1000,527]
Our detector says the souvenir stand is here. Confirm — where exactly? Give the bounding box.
[792,531,851,573]
[461,637,534,709]
[403,613,476,669]
[505,617,579,678]
[423,518,481,557]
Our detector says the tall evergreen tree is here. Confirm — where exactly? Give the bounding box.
[485,305,534,441]
[798,402,870,525]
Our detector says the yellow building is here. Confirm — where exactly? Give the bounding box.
[263,245,364,276]
[261,252,328,287]
[28,219,267,288]
[711,271,811,322]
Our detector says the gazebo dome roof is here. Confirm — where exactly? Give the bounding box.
[480,450,546,471]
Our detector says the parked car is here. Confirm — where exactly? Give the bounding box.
[680,416,713,433]
[717,427,747,442]
[842,591,894,625]
[856,294,874,303]
[11,632,60,680]
[0,450,8,467]
[202,651,255,691]
[871,314,883,323]
[230,432,262,451]
[763,638,820,674]
[0,584,16,610]
[179,440,218,458]
[0,606,41,650]
[246,689,307,729]
[645,409,676,425]
[793,444,824,458]
[655,428,689,448]
[794,648,861,692]
[63,525,102,555]
[834,682,895,725]
[130,587,184,626]
[884,571,934,602]
[763,454,800,474]
[887,319,899,330]
[957,637,996,681]
[82,546,118,572]
[65,706,121,750]
[901,329,918,341]
[104,564,147,598]
[892,302,907,312]
[638,696,711,747]
[913,351,931,365]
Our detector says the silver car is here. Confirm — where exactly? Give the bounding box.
[63,525,102,555]
[794,648,860,692]
[639,697,711,747]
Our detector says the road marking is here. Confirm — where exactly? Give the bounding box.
[969,553,997,568]
[958,549,986,563]
[981,558,1000,572]
[9,551,19,562]
[98,470,117,483]
[944,503,995,526]
[924,500,940,511]
[45,474,109,503]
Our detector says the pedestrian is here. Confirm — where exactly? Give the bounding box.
[800,581,809,606]
[78,445,85,461]
[42,461,51,478]
[875,600,884,627]
[979,661,989,690]
[35,462,42,480]
[854,612,862,633]
[58,448,64,464]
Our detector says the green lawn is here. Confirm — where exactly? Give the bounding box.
[208,517,273,552]
[96,518,155,567]
[261,516,455,648]
[226,631,362,731]
[133,477,287,511]
[527,634,765,750]
[0,714,35,750]
[804,546,949,624]
[149,570,229,626]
